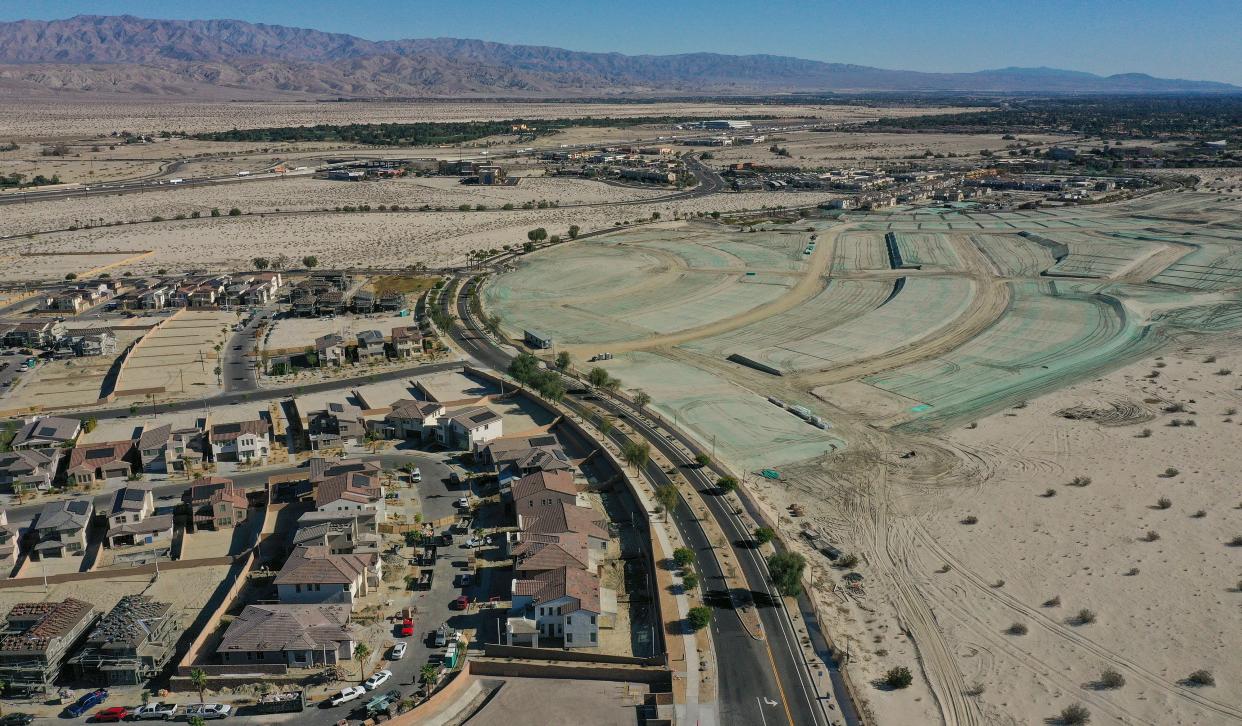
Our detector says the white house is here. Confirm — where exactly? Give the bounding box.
[381,399,444,440]
[437,406,503,450]
[274,545,381,606]
[209,420,270,463]
[508,566,605,648]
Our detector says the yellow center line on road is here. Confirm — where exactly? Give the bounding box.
[763,627,798,726]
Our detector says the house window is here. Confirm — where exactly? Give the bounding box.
[566,616,572,625]
[566,633,573,643]
[295,584,302,593]
[590,632,597,643]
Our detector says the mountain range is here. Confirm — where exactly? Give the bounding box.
[0,14,1236,99]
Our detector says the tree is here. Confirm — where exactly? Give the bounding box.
[754,526,775,545]
[882,666,914,689]
[252,257,270,270]
[694,452,711,468]
[353,642,371,679]
[302,255,319,268]
[633,390,652,410]
[64,272,77,280]
[508,352,540,384]
[527,227,547,243]
[190,667,208,704]
[1058,704,1091,725]
[601,375,621,394]
[555,350,572,371]
[655,483,679,514]
[210,208,221,217]
[681,571,699,590]
[484,314,502,337]
[420,663,440,685]
[568,224,581,239]
[228,207,242,216]
[587,367,611,388]
[767,551,806,596]
[622,440,650,473]
[673,547,696,567]
[687,606,712,631]
[716,476,738,494]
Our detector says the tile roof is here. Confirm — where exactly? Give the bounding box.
[34,498,93,532]
[209,419,269,442]
[0,598,96,653]
[218,604,353,654]
[84,595,172,647]
[387,399,442,418]
[12,416,80,447]
[521,501,609,542]
[315,472,381,508]
[445,406,502,430]
[137,424,172,451]
[107,513,174,539]
[275,545,375,586]
[511,470,579,503]
[514,535,589,574]
[513,566,600,614]
[112,485,151,514]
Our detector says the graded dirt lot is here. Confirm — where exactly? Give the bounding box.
[482,188,1242,726]
[115,310,234,399]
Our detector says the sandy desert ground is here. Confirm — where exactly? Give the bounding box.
[709,130,1072,167]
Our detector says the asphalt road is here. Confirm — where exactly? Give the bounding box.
[445,276,857,726]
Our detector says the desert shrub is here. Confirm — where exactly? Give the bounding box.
[1192,510,1207,518]
[1137,428,1152,438]
[1042,488,1058,497]
[1217,369,1232,376]
[1141,530,1161,542]
[1006,622,1028,635]
[1043,595,1062,607]
[1226,535,1242,547]
[1125,567,1140,576]
[1073,609,1097,625]
[1186,669,1215,687]
[1161,467,1179,478]
[1156,497,1172,509]
[882,666,914,689]
[837,553,860,569]
[1099,669,1126,689]
[1059,703,1091,724]
[1204,355,1217,363]
[961,515,978,525]
[1069,476,1092,487]
[964,683,986,697]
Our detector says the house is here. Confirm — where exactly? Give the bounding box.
[163,425,208,474]
[54,330,116,358]
[274,545,382,606]
[381,399,444,440]
[0,449,59,494]
[209,420,270,463]
[184,476,249,531]
[307,402,366,450]
[351,290,375,314]
[356,330,386,360]
[136,424,172,474]
[293,516,378,555]
[0,510,18,568]
[0,599,98,692]
[315,472,385,520]
[437,406,503,450]
[139,287,169,310]
[510,471,582,513]
[291,289,317,317]
[217,604,354,668]
[315,290,346,317]
[314,334,345,366]
[11,416,80,450]
[390,326,420,359]
[518,501,610,552]
[66,441,137,486]
[484,435,573,488]
[297,509,379,538]
[67,595,180,686]
[5,320,65,348]
[29,498,94,560]
[377,292,406,312]
[105,486,173,549]
[512,532,592,576]
[508,566,604,649]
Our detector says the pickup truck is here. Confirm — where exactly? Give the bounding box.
[364,689,404,718]
[130,702,180,720]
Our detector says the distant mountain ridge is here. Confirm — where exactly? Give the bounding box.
[0,14,1235,99]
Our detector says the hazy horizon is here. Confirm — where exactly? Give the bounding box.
[3,0,1241,86]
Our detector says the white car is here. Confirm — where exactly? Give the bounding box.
[464,537,482,548]
[364,669,393,691]
[391,642,407,660]
[131,702,180,720]
[455,497,470,508]
[183,704,232,720]
[411,467,422,483]
[329,686,366,706]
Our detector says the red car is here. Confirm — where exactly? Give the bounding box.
[453,595,470,610]
[93,707,129,723]
[400,618,414,637]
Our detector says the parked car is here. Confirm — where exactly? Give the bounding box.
[390,642,407,660]
[65,689,109,717]
[328,686,366,707]
[130,702,180,720]
[453,595,470,610]
[464,536,482,548]
[400,618,414,637]
[0,714,33,726]
[434,624,451,647]
[457,572,473,587]
[93,707,129,722]
[183,704,232,720]
[454,497,470,508]
[364,669,393,691]
[410,467,422,483]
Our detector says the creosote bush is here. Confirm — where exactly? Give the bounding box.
[1186,669,1215,687]
[1156,497,1172,509]
[1006,622,1028,635]
[882,666,914,689]
[1099,669,1126,689]
[1059,703,1091,724]
[1073,608,1097,625]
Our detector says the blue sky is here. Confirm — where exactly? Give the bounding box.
[6,0,1242,84]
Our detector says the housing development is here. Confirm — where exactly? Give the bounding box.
[0,8,1241,726]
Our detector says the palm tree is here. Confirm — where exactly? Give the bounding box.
[353,643,371,679]
[420,663,440,686]
[189,668,208,704]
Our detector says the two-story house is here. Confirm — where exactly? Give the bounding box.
[389,326,420,359]
[67,595,181,686]
[437,406,503,450]
[274,545,382,606]
[314,334,345,367]
[105,486,173,549]
[381,399,444,440]
[184,476,249,531]
[11,416,80,450]
[0,599,99,692]
[355,329,385,360]
[0,449,60,494]
[314,472,385,521]
[209,420,270,463]
[508,566,604,649]
[29,498,94,560]
[509,471,583,513]
[217,604,354,669]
